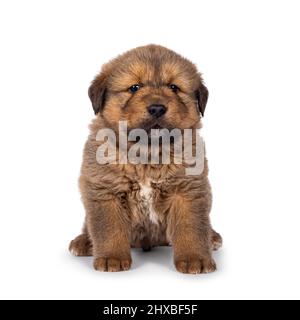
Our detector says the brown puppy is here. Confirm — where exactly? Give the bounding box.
[69,45,222,274]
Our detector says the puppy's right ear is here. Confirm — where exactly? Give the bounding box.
[88,72,107,115]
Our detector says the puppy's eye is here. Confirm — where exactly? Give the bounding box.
[129,84,141,93]
[169,84,180,93]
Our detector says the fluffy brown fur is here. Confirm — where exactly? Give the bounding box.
[69,45,222,274]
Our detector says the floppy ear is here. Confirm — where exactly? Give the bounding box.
[195,83,209,117]
[88,72,107,115]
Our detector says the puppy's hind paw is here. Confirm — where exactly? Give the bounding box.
[212,230,223,251]
[69,234,93,256]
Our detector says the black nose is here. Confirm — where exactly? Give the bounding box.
[148,104,167,118]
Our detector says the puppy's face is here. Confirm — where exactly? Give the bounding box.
[88,45,208,132]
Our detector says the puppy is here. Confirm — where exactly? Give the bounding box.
[69,45,222,274]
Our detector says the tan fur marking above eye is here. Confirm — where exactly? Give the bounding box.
[110,63,155,91]
[160,61,198,92]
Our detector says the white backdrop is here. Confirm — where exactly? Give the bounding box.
[0,0,299,300]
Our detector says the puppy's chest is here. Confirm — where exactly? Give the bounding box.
[128,179,162,225]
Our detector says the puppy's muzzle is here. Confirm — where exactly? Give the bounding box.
[148,104,167,118]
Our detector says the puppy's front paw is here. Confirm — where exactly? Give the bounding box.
[175,255,216,274]
[93,256,132,272]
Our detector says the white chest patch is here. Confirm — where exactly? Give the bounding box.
[139,181,159,225]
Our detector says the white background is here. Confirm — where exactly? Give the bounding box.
[0,0,299,300]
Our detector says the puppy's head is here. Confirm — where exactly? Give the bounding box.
[88,45,208,132]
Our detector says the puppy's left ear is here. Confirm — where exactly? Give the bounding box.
[88,72,107,115]
[195,83,209,117]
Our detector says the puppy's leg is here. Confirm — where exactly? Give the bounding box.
[85,197,132,272]
[167,194,216,274]
[69,224,93,256]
